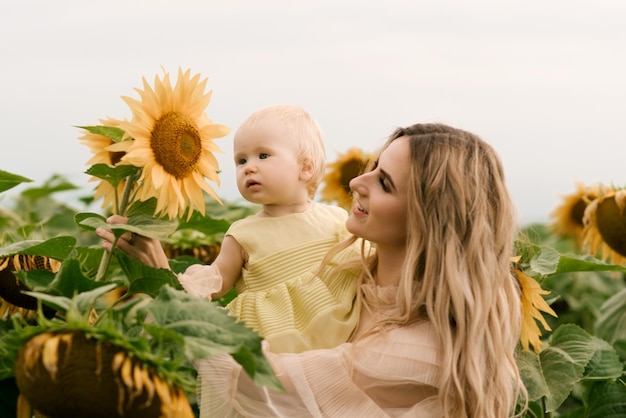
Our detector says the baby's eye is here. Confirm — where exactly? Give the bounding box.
[259,153,269,159]
[237,158,247,165]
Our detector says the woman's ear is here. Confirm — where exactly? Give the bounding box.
[300,157,314,181]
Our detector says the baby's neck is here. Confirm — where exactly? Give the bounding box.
[259,200,312,217]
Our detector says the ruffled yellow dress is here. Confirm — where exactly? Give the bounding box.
[225,202,360,353]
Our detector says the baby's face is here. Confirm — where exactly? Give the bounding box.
[233,119,305,206]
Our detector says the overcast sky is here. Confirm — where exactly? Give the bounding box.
[2,0,625,225]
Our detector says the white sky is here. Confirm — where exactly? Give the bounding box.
[2,0,625,225]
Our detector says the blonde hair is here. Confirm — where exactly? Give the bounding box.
[237,104,325,198]
[323,123,525,417]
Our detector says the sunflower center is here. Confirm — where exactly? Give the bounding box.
[570,198,588,227]
[151,111,202,178]
[595,196,626,257]
[340,158,364,194]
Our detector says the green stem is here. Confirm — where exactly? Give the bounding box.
[95,169,142,282]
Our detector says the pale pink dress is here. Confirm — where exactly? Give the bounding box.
[195,282,443,417]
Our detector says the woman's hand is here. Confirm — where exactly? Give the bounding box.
[95,214,171,270]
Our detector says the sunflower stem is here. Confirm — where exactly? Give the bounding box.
[95,169,142,282]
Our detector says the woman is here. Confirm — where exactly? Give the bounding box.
[99,123,525,417]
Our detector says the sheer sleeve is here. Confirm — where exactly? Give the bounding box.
[177,264,223,301]
[196,321,443,418]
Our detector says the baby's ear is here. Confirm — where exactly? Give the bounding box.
[300,157,315,181]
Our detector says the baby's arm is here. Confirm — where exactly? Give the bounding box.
[209,235,247,298]
[177,235,246,300]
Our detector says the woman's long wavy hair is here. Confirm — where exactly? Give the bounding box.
[326,123,525,417]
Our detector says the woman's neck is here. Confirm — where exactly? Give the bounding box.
[374,246,406,287]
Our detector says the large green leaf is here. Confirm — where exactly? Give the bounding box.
[0,236,76,260]
[0,169,32,193]
[518,324,608,412]
[530,246,626,276]
[143,286,283,392]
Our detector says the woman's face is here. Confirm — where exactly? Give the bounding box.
[347,136,410,249]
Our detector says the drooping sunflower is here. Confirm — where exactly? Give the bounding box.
[581,187,626,266]
[78,117,130,211]
[112,68,230,220]
[15,331,194,418]
[0,255,60,319]
[514,267,558,353]
[320,147,372,211]
[549,182,608,248]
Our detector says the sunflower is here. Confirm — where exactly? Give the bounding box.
[320,147,371,211]
[0,255,60,319]
[15,331,194,418]
[581,188,626,266]
[514,267,558,353]
[549,183,608,248]
[112,68,230,220]
[78,117,130,211]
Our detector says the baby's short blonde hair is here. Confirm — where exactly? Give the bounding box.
[238,104,325,198]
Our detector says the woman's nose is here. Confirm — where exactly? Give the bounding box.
[349,173,365,195]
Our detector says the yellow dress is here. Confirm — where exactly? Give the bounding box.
[225,202,360,354]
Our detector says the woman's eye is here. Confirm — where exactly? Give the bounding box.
[379,177,390,192]
[259,153,269,159]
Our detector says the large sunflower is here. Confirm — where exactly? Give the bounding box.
[514,267,558,353]
[549,183,608,248]
[78,117,130,211]
[113,68,230,220]
[582,188,626,266]
[320,147,371,211]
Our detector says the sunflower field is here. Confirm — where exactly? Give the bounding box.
[1,68,625,417]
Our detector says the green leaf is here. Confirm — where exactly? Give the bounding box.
[0,169,32,193]
[85,163,139,188]
[20,175,78,200]
[518,324,616,412]
[26,282,118,317]
[126,198,157,218]
[524,246,626,278]
[79,215,177,241]
[530,246,561,275]
[114,250,182,297]
[75,212,107,231]
[582,337,623,380]
[77,125,127,142]
[584,380,626,417]
[595,287,626,347]
[0,236,76,260]
[15,269,56,291]
[50,258,115,296]
[144,286,283,391]
[555,253,626,275]
[176,211,231,236]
